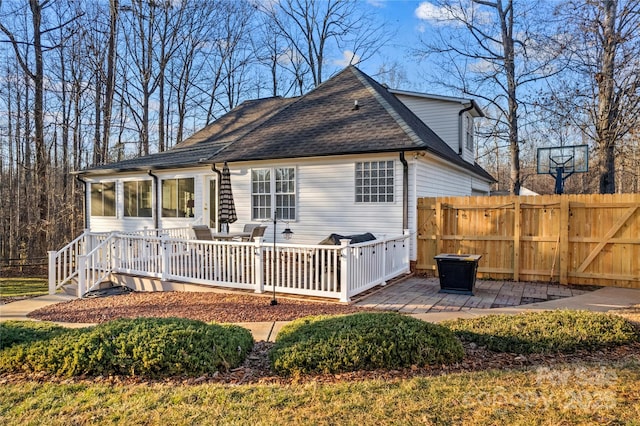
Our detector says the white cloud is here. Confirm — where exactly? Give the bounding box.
[415,1,492,26]
[366,0,386,7]
[333,50,361,67]
[415,2,460,22]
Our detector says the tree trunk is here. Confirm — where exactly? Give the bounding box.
[101,0,118,166]
[597,0,617,194]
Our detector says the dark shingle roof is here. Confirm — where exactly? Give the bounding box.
[79,66,493,182]
[208,66,493,181]
[80,96,295,173]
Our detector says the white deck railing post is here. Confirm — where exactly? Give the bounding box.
[379,234,387,286]
[83,228,92,255]
[403,229,411,273]
[254,237,264,293]
[77,255,86,298]
[339,239,351,302]
[48,251,57,294]
[160,233,169,281]
[109,232,117,272]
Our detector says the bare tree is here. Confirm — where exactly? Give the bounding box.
[415,0,563,195]
[550,0,640,194]
[260,0,389,89]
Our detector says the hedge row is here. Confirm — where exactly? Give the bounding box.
[1,310,637,378]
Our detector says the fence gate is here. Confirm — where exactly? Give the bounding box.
[417,194,640,288]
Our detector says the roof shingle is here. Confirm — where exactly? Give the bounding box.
[79,66,493,182]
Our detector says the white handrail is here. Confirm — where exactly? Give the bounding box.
[77,233,116,297]
[49,230,411,300]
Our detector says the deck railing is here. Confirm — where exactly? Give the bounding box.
[48,230,111,295]
[49,229,410,301]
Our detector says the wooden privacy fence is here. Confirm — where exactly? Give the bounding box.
[417,194,640,288]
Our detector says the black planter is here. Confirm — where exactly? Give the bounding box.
[434,254,482,295]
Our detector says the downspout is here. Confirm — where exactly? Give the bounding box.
[147,170,159,230]
[399,152,408,230]
[211,164,222,232]
[458,104,474,155]
[75,174,88,230]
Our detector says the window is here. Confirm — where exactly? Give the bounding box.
[124,180,152,217]
[162,178,194,217]
[466,115,474,151]
[90,182,116,216]
[251,167,296,220]
[355,161,394,203]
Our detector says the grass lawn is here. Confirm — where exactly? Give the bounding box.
[1,362,638,425]
[0,278,48,299]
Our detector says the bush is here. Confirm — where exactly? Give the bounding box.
[0,317,253,377]
[270,312,463,376]
[443,310,639,354]
[0,321,68,350]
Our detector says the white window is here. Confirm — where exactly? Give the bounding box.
[90,182,116,216]
[124,180,152,217]
[252,167,296,220]
[355,161,394,203]
[466,115,474,151]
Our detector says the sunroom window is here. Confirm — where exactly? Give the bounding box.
[124,180,152,217]
[90,182,116,216]
[162,178,194,217]
[251,167,296,220]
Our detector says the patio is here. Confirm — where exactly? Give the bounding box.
[354,277,593,314]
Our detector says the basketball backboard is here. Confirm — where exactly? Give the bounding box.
[537,144,589,175]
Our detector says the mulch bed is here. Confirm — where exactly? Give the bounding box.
[27,291,374,324]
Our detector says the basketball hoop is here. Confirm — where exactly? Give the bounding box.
[536,145,589,194]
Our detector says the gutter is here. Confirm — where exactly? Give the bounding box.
[458,104,475,155]
[75,174,88,230]
[147,170,159,230]
[211,164,222,232]
[399,152,408,230]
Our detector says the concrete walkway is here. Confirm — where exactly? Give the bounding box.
[3,284,640,341]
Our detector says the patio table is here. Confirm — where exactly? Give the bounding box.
[211,232,251,241]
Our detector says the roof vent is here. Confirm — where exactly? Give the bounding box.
[352,100,359,111]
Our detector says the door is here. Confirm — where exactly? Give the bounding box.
[204,176,217,230]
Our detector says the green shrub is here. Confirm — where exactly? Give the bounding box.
[270,312,463,376]
[0,317,253,377]
[443,310,639,354]
[0,321,68,350]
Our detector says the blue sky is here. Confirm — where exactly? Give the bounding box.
[354,0,443,92]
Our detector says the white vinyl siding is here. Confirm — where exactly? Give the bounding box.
[394,94,460,154]
[394,94,478,164]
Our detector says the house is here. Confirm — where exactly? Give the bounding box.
[77,66,494,265]
[53,66,495,301]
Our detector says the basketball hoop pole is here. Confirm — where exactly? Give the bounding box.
[551,166,575,194]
